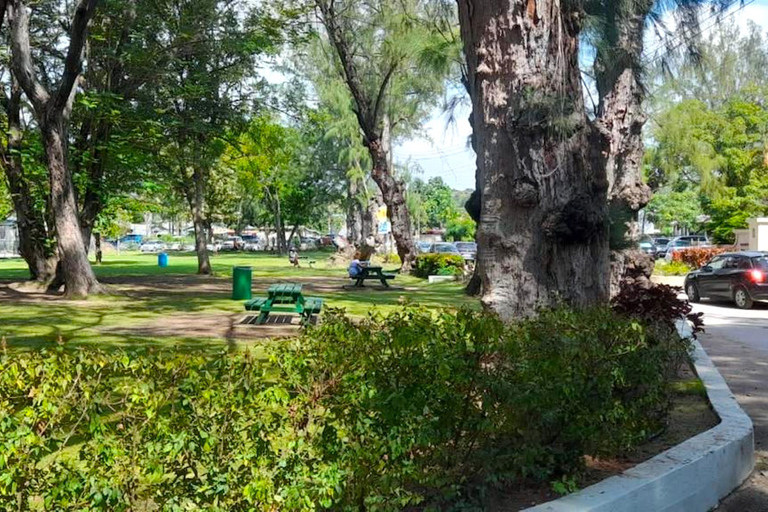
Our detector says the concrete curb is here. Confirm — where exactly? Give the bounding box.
[525,322,754,512]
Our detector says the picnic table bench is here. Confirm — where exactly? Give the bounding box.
[350,264,396,288]
[244,283,323,325]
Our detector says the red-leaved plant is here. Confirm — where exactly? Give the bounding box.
[611,283,705,337]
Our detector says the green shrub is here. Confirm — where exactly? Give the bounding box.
[0,306,689,510]
[654,260,692,276]
[414,253,465,278]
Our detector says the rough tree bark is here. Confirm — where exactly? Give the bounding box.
[316,0,418,272]
[1,78,59,283]
[594,4,654,295]
[8,0,101,297]
[189,166,212,275]
[457,0,610,319]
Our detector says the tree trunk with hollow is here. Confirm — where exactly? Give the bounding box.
[457,0,610,319]
[594,7,654,295]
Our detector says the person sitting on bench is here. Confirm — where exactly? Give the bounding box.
[348,254,364,278]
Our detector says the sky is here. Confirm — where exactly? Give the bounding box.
[394,0,768,191]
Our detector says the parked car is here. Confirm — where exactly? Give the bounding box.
[221,236,244,251]
[139,240,167,253]
[206,243,220,253]
[244,241,263,252]
[455,241,477,261]
[684,252,768,309]
[638,235,655,257]
[665,235,710,261]
[429,242,461,255]
[417,241,432,254]
[299,237,318,251]
[653,237,671,259]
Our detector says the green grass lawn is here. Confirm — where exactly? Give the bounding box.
[0,251,478,351]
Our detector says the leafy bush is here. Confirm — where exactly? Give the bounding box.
[414,253,465,278]
[654,260,692,276]
[672,246,730,268]
[1,306,690,510]
[445,213,476,241]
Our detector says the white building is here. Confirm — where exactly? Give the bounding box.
[734,218,768,251]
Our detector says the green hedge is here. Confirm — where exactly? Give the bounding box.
[0,305,689,510]
[414,253,465,278]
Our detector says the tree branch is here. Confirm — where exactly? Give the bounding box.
[316,0,376,141]
[7,0,50,112]
[53,0,99,116]
[371,60,397,131]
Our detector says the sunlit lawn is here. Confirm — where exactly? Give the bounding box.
[0,250,479,351]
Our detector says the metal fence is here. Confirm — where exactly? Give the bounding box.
[0,223,20,257]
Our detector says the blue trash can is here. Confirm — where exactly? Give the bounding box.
[158,252,169,268]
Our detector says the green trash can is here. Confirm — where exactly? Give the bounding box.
[232,266,252,300]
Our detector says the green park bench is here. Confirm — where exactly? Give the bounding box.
[244,283,323,325]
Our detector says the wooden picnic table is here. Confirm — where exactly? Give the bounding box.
[244,283,323,325]
[351,264,396,288]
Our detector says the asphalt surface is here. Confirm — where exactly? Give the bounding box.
[693,298,768,511]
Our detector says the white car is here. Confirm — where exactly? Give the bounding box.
[205,243,221,253]
[139,240,167,253]
[221,236,244,251]
[244,241,262,252]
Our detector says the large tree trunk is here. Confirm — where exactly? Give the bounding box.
[2,82,58,283]
[190,168,211,275]
[42,116,101,297]
[457,0,610,319]
[463,78,482,297]
[595,8,654,295]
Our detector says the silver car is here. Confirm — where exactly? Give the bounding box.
[139,240,167,253]
[429,242,461,255]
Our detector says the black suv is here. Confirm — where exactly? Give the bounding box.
[684,252,768,309]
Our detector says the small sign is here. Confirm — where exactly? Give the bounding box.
[378,221,391,234]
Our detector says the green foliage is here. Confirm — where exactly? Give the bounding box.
[646,24,768,243]
[444,213,476,241]
[0,180,11,220]
[0,306,689,509]
[413,253,465,277]
[645,189,703,235]
[654,260,692,276]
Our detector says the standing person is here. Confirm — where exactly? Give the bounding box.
[289,245,300,268]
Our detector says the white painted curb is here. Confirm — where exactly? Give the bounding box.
[525,321,754,512]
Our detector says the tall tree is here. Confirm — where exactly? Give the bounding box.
[313,0,444,271]
[7,0,101,297]
[0,78,58,282]
[140,0,279,274]
[457,0,610,319]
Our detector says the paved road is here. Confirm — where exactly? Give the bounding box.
[693,299,768,510]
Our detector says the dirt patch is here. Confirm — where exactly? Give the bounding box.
[486,362,720,511]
